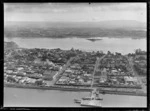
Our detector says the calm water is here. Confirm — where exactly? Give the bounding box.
[4,37,146,55]
[4,87,146,107]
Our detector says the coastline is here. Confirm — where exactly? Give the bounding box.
[4,36,146,40]
[4,83,147,97]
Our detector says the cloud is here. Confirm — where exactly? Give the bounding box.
[4,3,146,22]
[79,3,146,12]
[4,3,69,13]
[111,3,146,11]
[4,3,146,14]
[62,3,146,13]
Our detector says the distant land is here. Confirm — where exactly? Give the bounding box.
[4,20,146,38]
[4,41,19,50]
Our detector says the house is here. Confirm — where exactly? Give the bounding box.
[124,76,137,83]
[43,70,52,77]
[94,76,100,79]
[59,76,69,80]
[86,80,92,84]
[65,69,73,73]
[17,70,26,75]
[29,78,36,84]
[111,69,118,73]
[34,58,42,64]
[84,73,92,77]
[6,70,13,74]
[17,67,24,71]
[4,67,7,70]
[7,76,16,83]
[83,81,91,85]
[69,80,76,84]
[118,68,121,71]
[19,79,25,84]
[45,59,54,66]
[100,68,107,80]
[79,78,84,83]
[101,68,107,73]
[70,65,76,69]
[77,75,81,79]
[99,77,107,83]
[35,79,43,86]
[134,60,140,63]
[58,78,66,82]
[95,71,101,76]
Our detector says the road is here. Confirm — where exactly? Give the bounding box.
[52,57,76,85]
[126,56,142,84]
[52,54,106,88]
[91,54,106,89]
[126,56,146,93]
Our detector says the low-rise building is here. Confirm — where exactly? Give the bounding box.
[124,76,137,83]
[79,78,84,83]
[17,67,24,71]
[65,69,73,73]
[6,70,13,74]
[69,80,76,84]
[43,70,53,77]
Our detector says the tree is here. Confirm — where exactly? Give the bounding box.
[7,76,16,83]
[35,79,43,86]
[135,49,145,55]
[71,47,74,51]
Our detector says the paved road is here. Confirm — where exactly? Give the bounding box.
[126,56,142,85]
[52,53,90,85]
[91,55,106,88]
[53,54,106,88]
[52,57,76,85]
[126,56,147,93]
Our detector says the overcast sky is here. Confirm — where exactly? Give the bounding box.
[4,3,146,22]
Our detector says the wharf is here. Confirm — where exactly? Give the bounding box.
[80,99,102,107]
[4,83,146,96]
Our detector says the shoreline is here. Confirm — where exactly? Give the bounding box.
[4,36,146,40]
[4,83,147,97]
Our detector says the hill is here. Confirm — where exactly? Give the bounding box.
[4,20,146,38]
[4,41,19,50]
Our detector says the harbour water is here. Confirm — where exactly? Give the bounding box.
[4,37,146,55]
[4,87,147,107]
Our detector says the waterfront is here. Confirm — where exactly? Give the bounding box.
[4,87,146,107]
[4,3,147,108]
[4,37,146,55]
[4,37,147,107]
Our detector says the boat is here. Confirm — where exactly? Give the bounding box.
[74,87,103,107]
[80,99,102,107]
[87,38,102,42]
[74,89,103,107]
[82,97,103,100]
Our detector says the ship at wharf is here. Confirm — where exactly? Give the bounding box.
[74,88,103,107]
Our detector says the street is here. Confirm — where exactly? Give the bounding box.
[91,54,106,88]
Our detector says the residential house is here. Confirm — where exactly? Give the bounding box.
[6,70,13,74]
[43,70,53,77]
[65,69,73,73]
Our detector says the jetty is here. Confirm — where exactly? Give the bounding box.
[74,88,103,107]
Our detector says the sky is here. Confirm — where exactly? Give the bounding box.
[4,3,146,23]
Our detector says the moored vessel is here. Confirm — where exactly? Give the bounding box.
[74,88,103,107]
